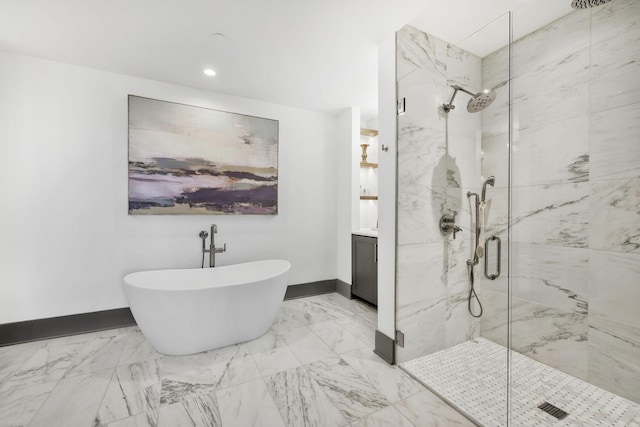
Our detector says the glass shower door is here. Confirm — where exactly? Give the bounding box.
[507,0,640,424]
[395,11,512,426]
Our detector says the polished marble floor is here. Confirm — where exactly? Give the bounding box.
[0,293,473,427]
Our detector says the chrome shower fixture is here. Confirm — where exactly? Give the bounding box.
[443,85,497,113]
[571,0,611,8]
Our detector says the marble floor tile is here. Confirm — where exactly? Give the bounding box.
[119,330,162,366]
[216,378,285,427]
[65,330,129,378]
[0,380,56,427]
[157,392,220,427]
[104,411,157,427]
[157,352,216,406]
[29,368,113,427]
[307,320,368,354]
[335,314,376,348]
[295,297,359,324]
[305,357,390,423]
[312,293,369,315]
[279,326,337,365]
[0,341,43,386]
[95,359,161,425]
[394,390,475,426]
[208,343,261,391]
[356,310,377,325]
[349,405,414,427]
[249,345,301,377]
[270,301,311,331]
[341,347,423,404]
[265,366,347,427]
[0,335,87,394]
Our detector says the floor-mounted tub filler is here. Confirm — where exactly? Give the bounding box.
[123,259,291,355]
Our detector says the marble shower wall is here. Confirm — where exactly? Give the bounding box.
[395,25,484,363]
[481,0,640,403]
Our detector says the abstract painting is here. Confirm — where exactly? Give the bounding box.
[128,95,278,215]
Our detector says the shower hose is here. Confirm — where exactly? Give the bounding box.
[468,259,484,318]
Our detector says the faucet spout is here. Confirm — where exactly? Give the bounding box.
[207,224,226,268]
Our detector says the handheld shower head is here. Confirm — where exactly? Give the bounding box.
[481,176,495,202]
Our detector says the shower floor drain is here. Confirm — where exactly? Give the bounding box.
[538,401,569,420]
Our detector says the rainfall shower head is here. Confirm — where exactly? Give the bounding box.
[467,89,497,113]
[571,0,611,8]
[443,85,496,114]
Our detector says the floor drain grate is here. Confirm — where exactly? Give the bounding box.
[538,402,569,420]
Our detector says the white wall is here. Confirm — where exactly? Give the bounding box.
[335,107,360,285]
[0,51,339,324]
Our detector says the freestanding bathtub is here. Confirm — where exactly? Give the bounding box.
[123,259,291,356]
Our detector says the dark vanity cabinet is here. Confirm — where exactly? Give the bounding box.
[351,234,378,306]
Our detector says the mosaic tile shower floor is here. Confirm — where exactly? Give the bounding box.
[400,337,640,426]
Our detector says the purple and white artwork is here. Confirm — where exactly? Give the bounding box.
[128,95,278,215]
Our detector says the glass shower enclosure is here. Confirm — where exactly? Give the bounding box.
[395,0,640,424]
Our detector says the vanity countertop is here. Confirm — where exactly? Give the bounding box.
[353,229,378,238]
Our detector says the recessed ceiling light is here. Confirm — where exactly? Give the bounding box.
[203,68,216,76]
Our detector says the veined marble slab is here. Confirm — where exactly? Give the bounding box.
[307,319,369,355]
[29,368,113,427]
[341,347,423,404]
[588,316,640,404]
[216,378,285,427]
[396,25,443,81]
[590,103,640,181]
[511,182,589,248]
[95,359,161,425]
[305,357,390,423]
[265,366,346,427]
[157,391,220,427]
[397,185,446,245]
[394,390,475,426]
[511,47,590,130]
[396,243,447,307]
[590,0,640,46]
[0,379,56,427]
[512,115,589,186]
[590,178,640,253]
[350,405,415,427]
[511,9,589,79]
[590,27,640,113]
[590,250,640,328]
[510,243,589,315]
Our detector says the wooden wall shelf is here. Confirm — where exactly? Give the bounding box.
[360,128,379,137]
[360,195,378,200]
[360,162,378,168]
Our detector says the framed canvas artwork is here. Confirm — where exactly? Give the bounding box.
[128,95,278,215]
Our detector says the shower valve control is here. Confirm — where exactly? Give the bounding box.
[439,214,463,239]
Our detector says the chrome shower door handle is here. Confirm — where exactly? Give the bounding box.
[484,235,501,280]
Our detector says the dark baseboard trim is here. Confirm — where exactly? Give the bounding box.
[284,279,336,300]
[373,329,395,365]
[1,280,343,346]
[0,308,136,347]
[335,279,351,299]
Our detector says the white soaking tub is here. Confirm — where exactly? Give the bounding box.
[123,260,291,355]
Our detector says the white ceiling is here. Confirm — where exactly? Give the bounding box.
[0,0,572,120]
